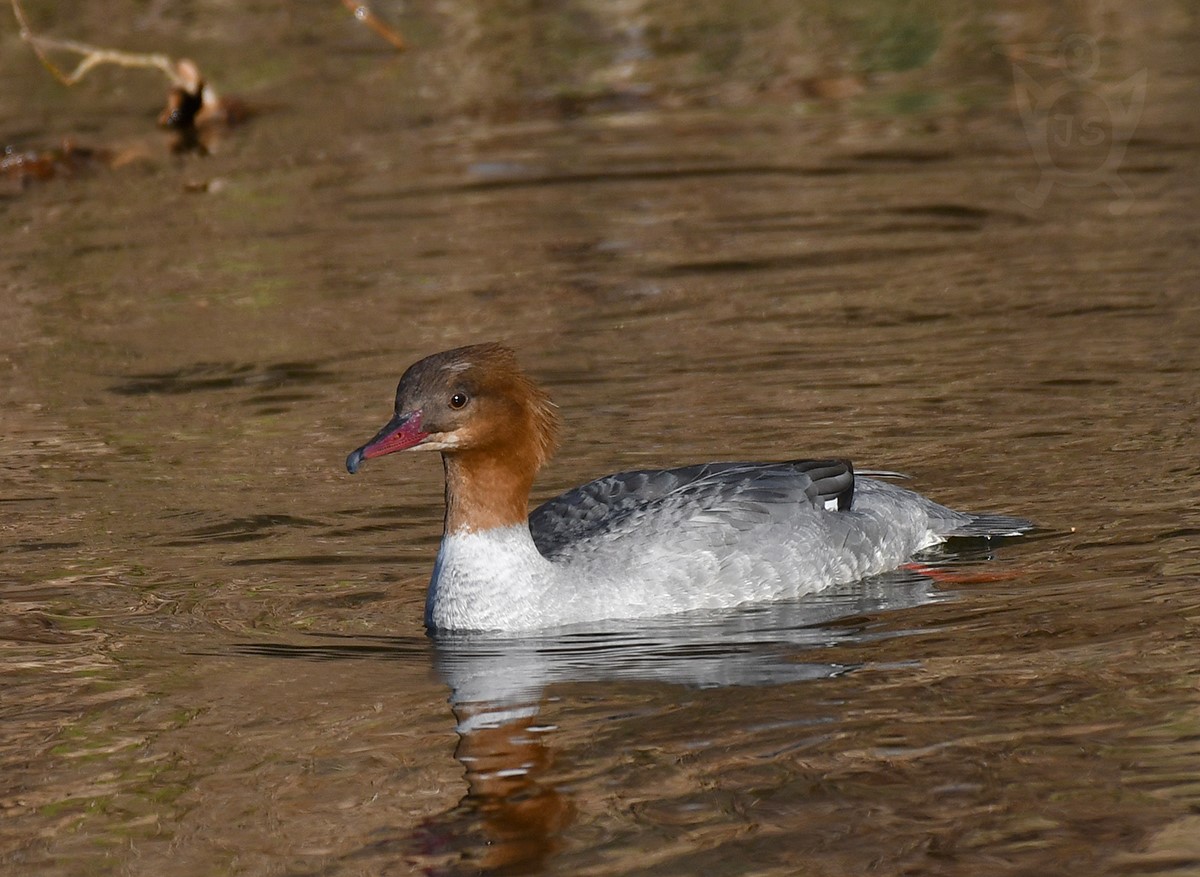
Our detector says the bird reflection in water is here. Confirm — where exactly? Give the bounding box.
[409,701,572,875]
[236,558,1012,874]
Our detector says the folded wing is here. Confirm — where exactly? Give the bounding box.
[529,459,855,560]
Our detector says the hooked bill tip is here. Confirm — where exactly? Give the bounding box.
[346,448,366,475]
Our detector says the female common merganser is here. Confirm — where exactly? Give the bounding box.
[346,343,1029,632]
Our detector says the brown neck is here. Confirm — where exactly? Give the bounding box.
[442,449,536,535]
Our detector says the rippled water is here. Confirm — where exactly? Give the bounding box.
[2,3,1199,875]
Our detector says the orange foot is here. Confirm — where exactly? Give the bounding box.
[901,562,1022,584]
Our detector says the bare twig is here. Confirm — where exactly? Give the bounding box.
[11,0,187,87]
[340,0,406,51]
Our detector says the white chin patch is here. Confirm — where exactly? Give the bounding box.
[417,433,460,452]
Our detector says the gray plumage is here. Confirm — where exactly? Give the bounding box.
[530,459,1030,566]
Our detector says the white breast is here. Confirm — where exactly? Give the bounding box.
[426,526,559,631]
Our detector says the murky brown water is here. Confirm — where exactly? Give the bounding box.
[3,2,1199,875]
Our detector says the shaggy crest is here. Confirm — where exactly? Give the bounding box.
[436,343,560,470]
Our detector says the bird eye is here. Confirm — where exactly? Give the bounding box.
[449,392,469,410]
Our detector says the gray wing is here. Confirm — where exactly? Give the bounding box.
[529,459,854,560]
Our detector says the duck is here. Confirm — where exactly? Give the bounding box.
[346,343,1029,632]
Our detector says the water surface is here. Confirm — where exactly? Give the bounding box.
[2,3,1199,875]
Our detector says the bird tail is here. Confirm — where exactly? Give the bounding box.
[946,513,1035,539]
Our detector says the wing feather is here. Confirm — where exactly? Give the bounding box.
[529,459,854,560]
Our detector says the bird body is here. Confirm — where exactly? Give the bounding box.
[347,344,1028,632]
